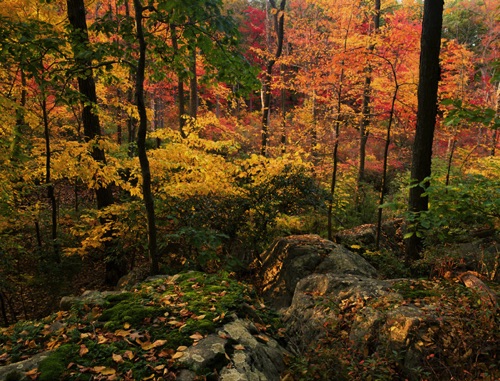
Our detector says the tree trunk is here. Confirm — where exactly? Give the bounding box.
[405,0,444,263]
[376,81,398,249]
[357,0,380,187]
[189,46,198,120]
[66,0,114,211]
[42,96,59,261]
[11,69,27,161]
[170,24,187,138]
[133,0,159,275]
[67,0,127,285]
[261,0,286,157]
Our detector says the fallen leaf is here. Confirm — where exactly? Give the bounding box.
[195,315,206,320]
[254,334,270,343]
[154,364,165,371]
[171,352,184,359]
[123,322,131,329]
[234,344,245,350]
[123,350,135,360]
[189,333,204,341]
[177,346,188,351]
[112,353,123,363]
[142,374,155,380]
[141,339,167,351]
[79,344,89,356]
[114,329,131,337]
[92,366,116,375]
[97,335,108,344]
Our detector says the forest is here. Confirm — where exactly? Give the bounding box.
[0,0,499,378]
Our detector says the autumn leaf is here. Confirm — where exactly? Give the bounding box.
[92,366,116,375]
[25,368,39,380]
[97,335,108,344]
[189,333,204,341]
[123,350,135,360]
[171,352,184,359]
[112,353,123,363]
[79,344,89,356]
[114,329,131,337]
[140,339,167,350]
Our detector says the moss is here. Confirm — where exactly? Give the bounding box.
[99,299,161,330]
[391,281,439,300]
[38,344,78,381]
[4,371,24,381]
[105,292,134,304]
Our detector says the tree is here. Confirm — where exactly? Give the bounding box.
[133,0,160,275]
[261,0,286,157]
[405,0,444,262]
[66,0,115,212]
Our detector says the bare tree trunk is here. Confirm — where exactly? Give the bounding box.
[11,69,27,161]
[66,0,115,211]
[405,0,444,263]
[170,24,187,138]
[189,46,198,120]
[376,79,399,249]
[41,97,59,261]
[133,0,159,275]
[261,0,286,157]
[357,0,380,192]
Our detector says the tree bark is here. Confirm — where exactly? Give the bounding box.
[133,0,159,275]
[358,0,380,186]
[405,0,444,263]
[170,24,187,138]
[66,0,114,211]
[261,0,286,157]
[189,46,198,119]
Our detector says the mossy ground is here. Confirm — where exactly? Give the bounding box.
[0,271,274,380]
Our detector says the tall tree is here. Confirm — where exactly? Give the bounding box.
[133,0,159,275]
[261,0,286,157]
[358,0,380,185]
[67,0,127,285]
[66,0,115,211]
[405,0,444,262]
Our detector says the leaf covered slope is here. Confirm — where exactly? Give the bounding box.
[0,271,278,381]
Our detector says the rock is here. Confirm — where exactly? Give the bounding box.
[258,235,378,309]
[178,334,229,372]
[176,369,197,381]
[116,265,151,289]
[219,318,287,381]
[60,290,127,311]
[177,318,288,381]
[283,273,393,351]
[0,351,51,381]
[335,218,404,252]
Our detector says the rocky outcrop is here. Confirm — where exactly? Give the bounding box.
[335,218,404,252]
[178,317,288,381]
[59,290,128,311]
[0,352,51,381]
[258,235,377,309]
[256,234,496,380]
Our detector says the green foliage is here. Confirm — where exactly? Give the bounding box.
[442,98,500,129]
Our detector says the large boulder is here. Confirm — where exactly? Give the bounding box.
[282,274,445,380]
[257,235,378,309]
[178,317,288,381]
